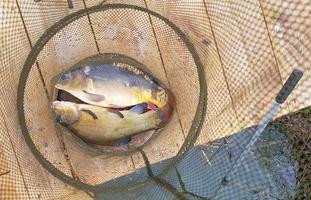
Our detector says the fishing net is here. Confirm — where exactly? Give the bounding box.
[0,0,310,199]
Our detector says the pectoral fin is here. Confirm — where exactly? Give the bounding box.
[82,90,105,102]
[129,103,148,114]
[81,109,98,120]
[115,138,131,146]
[107,109,124,119]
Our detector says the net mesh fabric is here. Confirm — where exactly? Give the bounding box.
[0,0,310,199]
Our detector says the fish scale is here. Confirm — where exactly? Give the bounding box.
[53,61,175,145]
[55,62,172,109]
[52,101,163,145]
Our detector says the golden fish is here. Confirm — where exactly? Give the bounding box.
[55,62,172,109]
[52,101,164,145]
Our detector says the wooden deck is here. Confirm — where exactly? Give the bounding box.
[0,0,310,199]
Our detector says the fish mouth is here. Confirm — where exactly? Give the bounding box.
[54,83,60,89]
[52,101,70,124]
[55,114,66,125]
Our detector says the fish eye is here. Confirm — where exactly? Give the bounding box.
[60,73,71,82]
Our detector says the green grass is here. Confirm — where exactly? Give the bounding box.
[300,106,311,115]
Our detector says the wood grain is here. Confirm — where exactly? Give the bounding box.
[146,1,240,142]
[0,115,30,200]
[204,0,288,128]
[0,0,93,198]
[24,67,73,177]
[197,105,240,145]
[82,2,186,174]
[61,131,136,185]
[259,0,311,111]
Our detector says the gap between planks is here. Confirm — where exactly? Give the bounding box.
[14,0,93,196]
[143,0,187,141]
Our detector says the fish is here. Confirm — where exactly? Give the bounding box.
[52,101,164,145]
[55,62,173,110]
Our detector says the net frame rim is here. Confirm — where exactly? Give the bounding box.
[17,3,207,192]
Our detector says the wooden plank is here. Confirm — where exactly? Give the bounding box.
[38,21,131,188]
[132,112,186,169]
[17,0,86,45]
[146,1,237,118]
[18,0,99,188]
[234,72,289,128]
[197,105,240,145]
[203,47,237,122]
[23,67,73,177]
[205,0,287,128]
[146,1,241,143]
[17,0,98,94]
[18,0,129,187]
[0,79,87,199]
[259,0,311,111]
[32,0,186,183]
[146,1,214,47]
[0,1,92,198]
[87,4,168,84]
[17,0,97,195]
[148,15,200,138]
[16,0,135,186]
[61,131,136,185]
[0,115,30,200]
[146,1,234,135]
[20,1,184,182]
[37,15,99,94]
[85,2,186,172]
[0,83,92,199]
[0,1,52,198]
